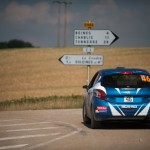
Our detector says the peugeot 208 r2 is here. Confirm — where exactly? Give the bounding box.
[83,67,150,129]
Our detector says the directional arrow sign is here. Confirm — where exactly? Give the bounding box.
[59,55,103,66]
[74,30,118,46]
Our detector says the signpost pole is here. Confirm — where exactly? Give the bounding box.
[87,51,91,85]
[84,21,94,85]
[87,65,90,85]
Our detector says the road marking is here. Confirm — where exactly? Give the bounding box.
[0,133,60,141]
[6,127,63,132]
[0,144,28,150]
[24,121,82,150]
[0,119,82,150]
[25,129,81,150]
[0,122,51,127]
[0,119,23,122]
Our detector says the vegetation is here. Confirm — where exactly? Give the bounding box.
[0,95,83,111]
[0,47,150,110]
[0,39,34,49]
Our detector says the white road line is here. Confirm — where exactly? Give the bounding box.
[0,133,60,141]
[25,129,81,150]
[0,122,51,127]
[6,127,63,132]
[0,119,23,122]
[24,121,82,150]
[0,144,28,150]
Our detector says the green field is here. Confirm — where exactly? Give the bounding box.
[0,47,150,102]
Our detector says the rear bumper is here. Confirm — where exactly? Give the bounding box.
[93,98,150,121]
[95,116,150,121]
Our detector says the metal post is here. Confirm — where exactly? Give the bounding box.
[87,52,91,85]
[62,2,72,47]
[86,20,92,85]
[87,65,90,85]
[53,1,62,47]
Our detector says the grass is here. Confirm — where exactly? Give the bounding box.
[0,95,83,111]
[0,47,150,110]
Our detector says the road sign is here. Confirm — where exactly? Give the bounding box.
[83,47,94,53]
[74,30,118,46]
[84,21,94,29]
[59,55,103,66]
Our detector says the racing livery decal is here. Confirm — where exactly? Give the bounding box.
[137,103,150,116]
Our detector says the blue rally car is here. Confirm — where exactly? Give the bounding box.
[83,67,150,129]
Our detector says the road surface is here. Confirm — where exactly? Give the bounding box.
[0,109,150,150]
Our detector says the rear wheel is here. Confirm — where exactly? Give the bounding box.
[91,107,99,129]
[83,102,91,124]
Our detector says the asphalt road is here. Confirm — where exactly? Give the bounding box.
[0,109,150,150]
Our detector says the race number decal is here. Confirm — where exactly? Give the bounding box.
[141,75,150,82]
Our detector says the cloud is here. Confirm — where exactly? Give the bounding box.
[89,0,150,32]
[84,0,118,28]
[1,0,150,47]
[90,0,118,15]
[1,1,56,25]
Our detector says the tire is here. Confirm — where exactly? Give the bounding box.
[91,107,99,129]
[83,102,91,124]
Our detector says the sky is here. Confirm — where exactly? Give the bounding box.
[0,0,150,47]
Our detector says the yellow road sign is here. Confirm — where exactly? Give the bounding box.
[84,21,94,29]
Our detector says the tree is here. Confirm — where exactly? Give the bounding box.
[0,42,8,49]
[0,39,34,49]
[7,39,34,48]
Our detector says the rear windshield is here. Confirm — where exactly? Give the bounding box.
[101,74,150,88]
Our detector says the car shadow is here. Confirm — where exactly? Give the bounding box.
[82,121,150,130]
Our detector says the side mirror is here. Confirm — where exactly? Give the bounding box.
[83,85,88,89]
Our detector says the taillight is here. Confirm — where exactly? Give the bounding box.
[120,72,133,75]
[147,98,150,101]
[94,89,106,100]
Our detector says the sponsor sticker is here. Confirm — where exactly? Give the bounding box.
[95,106,107,113]
[121,105,137,110]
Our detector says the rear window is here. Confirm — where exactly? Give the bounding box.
[101,74,150,88]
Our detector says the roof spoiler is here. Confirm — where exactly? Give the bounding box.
[116,67,125,69]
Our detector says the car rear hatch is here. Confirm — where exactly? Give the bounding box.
[101,73,150,104]
[105,87,150,104]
